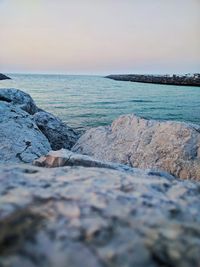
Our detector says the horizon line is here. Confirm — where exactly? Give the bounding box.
[4,71,200,76]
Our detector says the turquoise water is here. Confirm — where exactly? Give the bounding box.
[0,73,200,130]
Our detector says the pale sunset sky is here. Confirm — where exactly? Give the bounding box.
[0,0,199,74]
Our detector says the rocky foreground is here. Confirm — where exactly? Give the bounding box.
[106,74,200,86]
[0,73,11,80]
[0,165,200,267]
[0,88,200,267]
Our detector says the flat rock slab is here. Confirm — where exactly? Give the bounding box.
[73,114,200,180]
[0,165,200,267]
[33,149,174,180]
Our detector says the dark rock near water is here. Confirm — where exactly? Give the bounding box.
[34,111,79,150]
[0,164,200,267]
[0,102,51,163]
[106,73,200,86]
[0,73,11,80]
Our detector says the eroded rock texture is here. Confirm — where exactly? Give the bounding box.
[73,114,200,180]
[0,102,51,163]
[0,165,200,267]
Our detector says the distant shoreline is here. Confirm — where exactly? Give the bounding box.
[106,74,200,87]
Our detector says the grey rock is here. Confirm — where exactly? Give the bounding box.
[0,88,38,115]
[0,165,200,267]
[0,88,78,150]
[73,114,200,180]
[34,111,79,150]
[0,102,51,163]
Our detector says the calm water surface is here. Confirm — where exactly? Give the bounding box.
[0,74,200,130]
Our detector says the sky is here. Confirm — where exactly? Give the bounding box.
[0,0,200,75]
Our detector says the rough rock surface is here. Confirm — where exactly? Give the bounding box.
[0,88,38,114]
[73,114,200,180]
[0,88,79,151]
[34,111,79,150]
[0,101,51,163]
[0,164,200,267]
[33,149,174,179]
[0,73,11,80]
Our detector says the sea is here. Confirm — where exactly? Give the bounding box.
[0,73,200,130]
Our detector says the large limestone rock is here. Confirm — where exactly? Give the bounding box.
[0,101,51,163]
[0,88,38,114]
[73,114,200,180]
[34,111,79,150]
[0,164,200,267]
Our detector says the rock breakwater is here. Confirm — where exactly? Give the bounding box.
[106,73,200,86]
